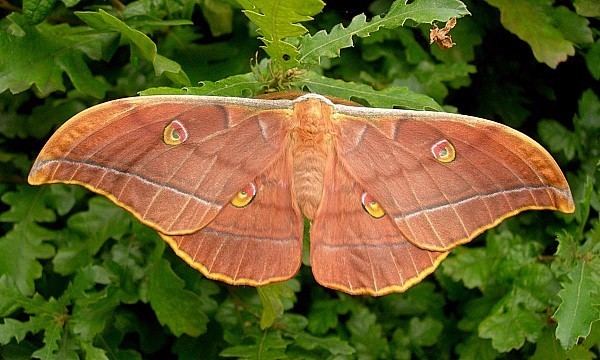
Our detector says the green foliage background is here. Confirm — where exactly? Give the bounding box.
[0,0,599,358]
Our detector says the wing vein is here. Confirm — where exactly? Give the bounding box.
[142,147,197,220]
[233,240,250,281]
[37,159,219,207]
[365,249,378,292]
[208,242,225,272]
[397,185,568,220]
[389,249,405,285]
[166,154,218,231]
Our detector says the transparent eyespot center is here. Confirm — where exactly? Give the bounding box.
[431,139,456,163]
[231,183,257,208]
[361,192,385,219]
[163,120,188,145]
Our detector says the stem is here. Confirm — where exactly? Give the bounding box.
[0,175,27,184]
[537,255,555,263]
[0,0,20,12]
[111,0,126,12]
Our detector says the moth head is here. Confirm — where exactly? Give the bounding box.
[163,120,188,145]
[431,139,456,163]
[231,183,257,208]
[361,192,385,219]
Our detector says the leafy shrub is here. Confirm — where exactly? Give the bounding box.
[0,0,598,358]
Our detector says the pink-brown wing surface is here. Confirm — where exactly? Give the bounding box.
[310,152,448,296]
[161,153,303,285]
[333,108,574,252]
[28,96,293,235]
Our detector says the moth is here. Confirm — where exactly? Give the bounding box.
[28,93,574,296]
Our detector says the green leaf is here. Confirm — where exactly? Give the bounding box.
[455,335,499,360]
[53,196,132,274]
[220,331,289,359]
[1,186,55,223]
[106,224,157,304]
[551,6,593,45]
[147,259,209,337]
[574,176,594,235]
[76,10,190,86]
[257,280,299,329]
[0,150,30,175]
[442,247,490,289]
[0,277,22,317]
[574,0,600,17]
[61,0,80,7]
[31,320,62,359]
[299,0,470,64]
[55,52,107,99]
[170,262,220,315]
[0,96,86,139]
[347,307,389,358]
[484,0,591,68]
[240,0,325,69]
[380,282,445,316]
[68,264,110,296]
[553,259,600,349]
[71,288,121,341]
[0,223,56,295]
[192,74,266,96]
[552,231,578,275]
[278,313,308,333]
[125,19,194,28]
[294,71,442,110]
[538,119,578,160]
[0,14,110,97]
[390,327,411,359]
[408,317,443,347]
[307,299,344,334]
[121,0,190,19]
[45,185,81,216]
[0,318,42,345]
[81,342,109,360]
[67,197,130,248]
[479,288,546,352]
[577,89,600,129]
[0,289,68,359]
[530,329,568,360]
[23,0,57,24]
[575,322,600,357]
[458,297,502,333]
[138,87,188,95]
[566,346,596,360]
[201,0,234,36]
[140,73,266,97]
[397,62,476,103]
[295,333,355,355]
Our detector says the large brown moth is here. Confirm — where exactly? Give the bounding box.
[28,93,574,296]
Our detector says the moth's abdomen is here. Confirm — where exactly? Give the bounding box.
[290,95,335,220]
[292,141,329,220]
